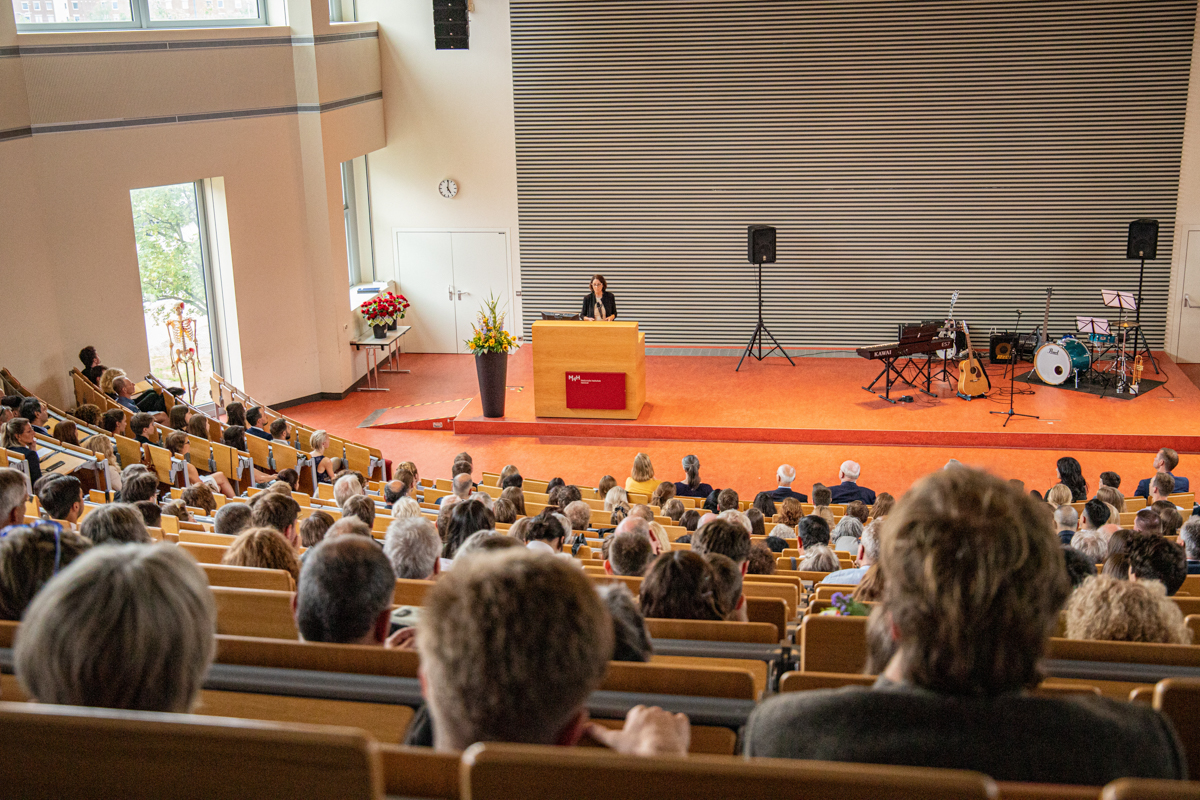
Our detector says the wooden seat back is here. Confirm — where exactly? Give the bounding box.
[644,618,778,644]
[780,670,876,693]
[1101,778,1200,800]
[600,661,756,700]
[214,634,419,677]
[0,701,384,799]
[202,564,294,592]
[245,434,272,471]
[745,596,788,639]
[395,578,435,606]
[344,443,372,477]
[211,586,298,639]
[180,541,229,564]
[273,441,301,473]
[378,744,460,800]
[741,582,797,619]
[460,742,997,800]
[1152,679,1200,780]
[1045,638,1200,668]
[799,614,869,674]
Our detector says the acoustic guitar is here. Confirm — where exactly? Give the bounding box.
[957,322,991,398]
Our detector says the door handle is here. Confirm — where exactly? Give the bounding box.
[457,290,466,301]
[448,285,454,301]
[1187,293,1193,308]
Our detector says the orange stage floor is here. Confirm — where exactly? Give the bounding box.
[281,346,1200,500]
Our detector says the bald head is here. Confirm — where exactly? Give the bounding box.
[452,473,473,499]
[614,516,659,554]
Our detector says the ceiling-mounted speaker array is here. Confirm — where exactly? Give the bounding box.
[433,0,469,49]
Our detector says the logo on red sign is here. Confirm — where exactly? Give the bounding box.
[565,372,626,410]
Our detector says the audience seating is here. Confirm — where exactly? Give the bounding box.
[1100,778,1200,800]
[202,564,295,592]
[459,741,999,800]
[1152,679,1200,780]
[211,587,299,639]
[0,701,385,799]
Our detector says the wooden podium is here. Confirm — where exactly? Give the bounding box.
[532,320,646,419]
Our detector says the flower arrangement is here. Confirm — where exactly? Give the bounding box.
[466,293,517,355]
[818,592,871,617]
[359,291,410,326]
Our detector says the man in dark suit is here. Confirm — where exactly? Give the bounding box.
[1134,448,1189,499]
[245,406,273,441]
[18,397,49,436]
[829,460,877,505]
[767,464,807,503]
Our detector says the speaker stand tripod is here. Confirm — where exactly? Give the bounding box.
[1132,255,1162,374]
[736,259,795,371]
[991,311,1040,428]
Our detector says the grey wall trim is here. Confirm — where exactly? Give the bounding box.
[27,91,381,135]
[0,126,34,142]
[16,28,375,56]
[0,46,19,58]
[510,0,1196,348]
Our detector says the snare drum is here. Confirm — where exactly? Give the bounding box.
[1034,338,1091,385]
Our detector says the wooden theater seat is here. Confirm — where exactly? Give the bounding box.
[377,744,460,800]
[0,701,384,799]
[459,742,997,800]
[798,614,869,674]
[1152,679,1200,780]
[213,634,420,678]
[1101,778,1200,800]
[211,587,298,640]
[599,661,756,701]
[644,618,778,644]
[201,564,295,592]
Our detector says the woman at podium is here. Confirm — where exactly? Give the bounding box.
[581,274,617,321]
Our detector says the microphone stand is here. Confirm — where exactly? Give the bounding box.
[991,310,1040,427]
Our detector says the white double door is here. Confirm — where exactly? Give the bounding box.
[393,230,513,354]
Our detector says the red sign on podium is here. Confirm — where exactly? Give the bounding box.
[565,372,626,410]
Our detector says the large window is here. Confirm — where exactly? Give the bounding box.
[14,0,263,29]
[131,181,223,402]
[341,155,376,287]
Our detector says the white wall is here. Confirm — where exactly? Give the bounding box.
[362,0,522,336]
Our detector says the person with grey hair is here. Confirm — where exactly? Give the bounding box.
[605,529,654,577]
[768,464,807,503]
[1070,530,1107,566]
[1055,505,1080,546]
[825,520,881,585]
[295,536,397,645]
[674,454,713,499]
[469,491,494,511]
[830,460,876,505]
[0,467,28,529]
[564,500,592,533]
[327,517,374,539]
[613,515,659,555]
[333,474,364,508]
[832,516,864,553]
[214,502,253,536]
[453,530,523,562]
[385,516,442,580]
[80,503,152,545]
[436,473,474,507]
[596,582,653,662]
[717,508,752,534]
[15,543,215,712]
[1180,516,1200,574]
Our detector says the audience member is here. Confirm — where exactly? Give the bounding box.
[81,434,122,493]
[751,492,777,519]
[274,468,300,491]
[872,493,895,518]
[548,483,582,510]
[492,497,518,524]
[80,503,151,545]
[1152,501,1184,537]
[1135,448,1188,499]
[38,475,83,527]
[745,507,766,537]
[436,473,474,508]
[747,542,777,575]
[673,454,713,499]
[1096,485,1125,513]
[824,521,880,585]
[563,500,592,533]
[1054,505,1079,545]
[705,552,747,621]
[327,517,373,540]
[384,517,441,580]
[167,404,190,432]
[443,499,496,560]
[250,492,301,549]
[1125,532,1187,596]
[604,529,653,577]
[296,510,334,549]
[333,474,363,508]
[692,517,751,572]
[1100,471,1122,490]
[19,396,50,434]
[639,550,724,621]
[181,483,217,517]
[649,481,676,509]
[796,514,832,553]
[79,345,105,385]
[1080,498,1110,532]
[225,402,248,428]
[716,488,739,512]
[501,486,526,516]
[0,470,28,531]
[662,497,685,524]
[245,406,272,440]
[15,543,214,712]
[1061,547,1098,588]
[186,413,210,440]
[829,460,876,504]
[1180,517,1200,574]
[843,500,869,524]
[213,502,253,536]
[128,412,158,445]
[0,522,93,620]
[500,464,523,489]
[768,465,807,502]
[1046,483,1072,509]
[1103,552,1131,579]
[1149,473,1180,508]
[3,418,42,484]
[453,531,523,562]
[596,474,617,499]
[1069,530,1106,565]
[418,548,685,753]
[604,486,629,512]
[597,583,653,662]
[799,545,839,572]
[625,453,658,496]
[133,500,162,529]
[52,420,79,447]
[831,516,864,553]
[764,535,788,553]
[1134,508,1164,536]
[341,494,377,530]
[308,430,338,484]
[744,467,1186,783]
[679,509,701,532]
[98,368,124,397]
[221,527,301,582]
[1065,575,1190,644]
[295,536,396,644]
[162,431,236,499]
[1056,456,1089,502]
[268,418,289,442]
[161,499,192,524]
[99,408,127,438]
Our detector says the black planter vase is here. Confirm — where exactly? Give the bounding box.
[372,323,388,339]
[388,319,398,330]
[475,351,508,418]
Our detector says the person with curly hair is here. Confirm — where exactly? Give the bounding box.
[1065,575,1190,644]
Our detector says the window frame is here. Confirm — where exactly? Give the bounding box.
[14,0,266,31]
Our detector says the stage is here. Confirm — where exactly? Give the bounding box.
[358,345,1200,454]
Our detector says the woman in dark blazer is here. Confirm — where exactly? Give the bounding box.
[581,274,617,321]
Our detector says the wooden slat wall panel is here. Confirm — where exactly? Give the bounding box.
[511,0,1195,347]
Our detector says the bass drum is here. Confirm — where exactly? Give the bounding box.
[1034,338,1091,385]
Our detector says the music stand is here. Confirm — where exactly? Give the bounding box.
[990,310,1039,427]
[1076,316,1110,337]
[1102,290,1137,313]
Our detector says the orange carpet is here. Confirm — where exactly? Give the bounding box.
[281,347,1200,499]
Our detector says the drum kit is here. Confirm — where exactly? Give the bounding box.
[1031,290,1146,395]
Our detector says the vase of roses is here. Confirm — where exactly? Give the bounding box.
[359,291,411,338]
